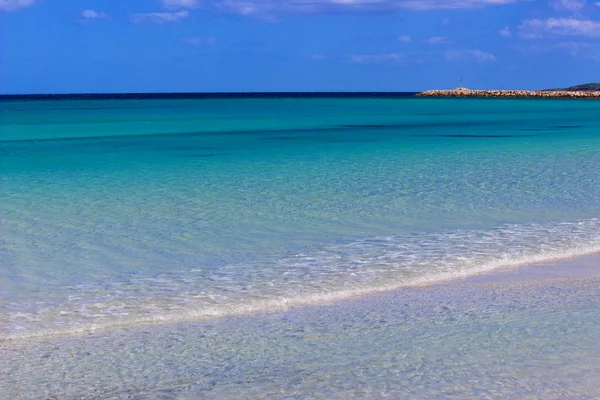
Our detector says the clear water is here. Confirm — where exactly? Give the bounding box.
[3,270,600,399]
[2,97,600,340]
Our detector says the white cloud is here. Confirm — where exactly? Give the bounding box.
[519,17,600,38]
[131,10,190,24]
[0,0,35,12]
[596,1,600,5]
[81,9,107,19]
[0,0,528,16]
[444,49,497,62]
[218,0,279,17]
[162,0,200,9]
[424,36,452,44]
[382,0,520,10]
[551,41,590,55]
[348,53,406,64]
[398,35,412,43]
[215,0,525,17]
[310,53,327,60]
[517,41,599,59]
[551,0,585,11]
[499,26,511,36]
[181,36,217,46]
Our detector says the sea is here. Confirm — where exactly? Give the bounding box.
[1,94,600,398]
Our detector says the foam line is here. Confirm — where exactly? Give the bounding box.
[3,238,599,342]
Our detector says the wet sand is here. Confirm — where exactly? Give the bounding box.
[2,253,599,399]
[442,252,600,285]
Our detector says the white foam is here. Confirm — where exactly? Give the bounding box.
[3,219,600,342]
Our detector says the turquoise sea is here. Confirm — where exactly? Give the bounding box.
[2,96,600,398]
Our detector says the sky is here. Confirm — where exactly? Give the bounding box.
[1,0,599,93]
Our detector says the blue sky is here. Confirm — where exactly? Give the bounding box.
[1,0,599,93]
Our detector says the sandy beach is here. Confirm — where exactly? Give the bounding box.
[3,253,599,399]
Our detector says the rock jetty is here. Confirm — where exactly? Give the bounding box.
[417,87,600,98]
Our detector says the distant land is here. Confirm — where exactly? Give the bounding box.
[546,83,600,91]
[418,83,600,98]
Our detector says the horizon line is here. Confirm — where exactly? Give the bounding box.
[0,91,421,100]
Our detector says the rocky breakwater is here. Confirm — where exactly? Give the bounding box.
[417,87,600,98]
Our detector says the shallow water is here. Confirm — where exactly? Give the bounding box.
[2,271,599,399]
[2,97,600,339]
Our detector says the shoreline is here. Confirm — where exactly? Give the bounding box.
[417,87,600,98]
[441,251,600,286]
[299,251,600,313]
[2,251,599,343]
[3,253,599,399]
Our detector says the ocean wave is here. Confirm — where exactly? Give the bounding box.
[2,218,600,341]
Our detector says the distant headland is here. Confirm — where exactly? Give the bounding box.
[417,83,600,98]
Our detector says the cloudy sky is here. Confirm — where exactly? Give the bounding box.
[1,0,599,93]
